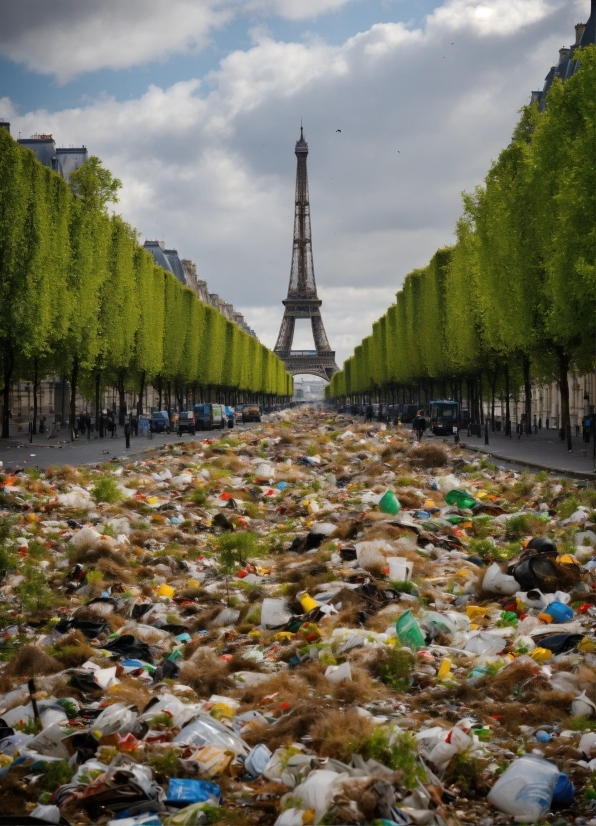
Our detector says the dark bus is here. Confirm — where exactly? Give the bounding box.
[430,400,459,435]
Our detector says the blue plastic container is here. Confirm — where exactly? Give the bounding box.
[165,779,221,807]
[552,772,574,806]
[545,601,573,623]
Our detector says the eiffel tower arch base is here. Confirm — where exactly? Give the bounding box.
[280,351,339,382]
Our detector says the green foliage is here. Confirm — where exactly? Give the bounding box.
[15,716,41,735]
[468,516,492,539]
[505,514,536,540]
[188,486,208,507]
[149,712,174,728]
[39,760,75,792]
[0,518,15,573]
[69,156,121,210]
[468,538,496,558]
[558,497,580,520]
[91,474,123,504]
[351,730,425,789]
[443,752,486,794]
[389,580,417,594]
[378,648,414,691]
[217,531,259,571]
[17,563,53,611]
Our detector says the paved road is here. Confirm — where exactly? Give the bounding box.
[0,422,261,470]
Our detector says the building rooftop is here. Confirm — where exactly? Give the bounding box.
[533,0,595,109]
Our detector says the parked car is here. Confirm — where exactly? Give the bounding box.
[224,406,235,428]
[150,411,170,433]
[242,404,261,423]
[234,404,244,416]
[177,411,196,435]
[193,403,225,430]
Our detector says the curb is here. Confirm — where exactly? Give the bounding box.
[454,441,596,481]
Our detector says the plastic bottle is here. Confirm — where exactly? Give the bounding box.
[444,489,477,509]
[487,754,559,822]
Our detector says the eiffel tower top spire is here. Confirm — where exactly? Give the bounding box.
[288,125,316,299]
[273,126,338,381]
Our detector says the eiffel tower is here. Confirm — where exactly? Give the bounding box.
[274,127,339,381]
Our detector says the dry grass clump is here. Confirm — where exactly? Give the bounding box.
[245,700,323,751]
[0,765,35,815]
[235,670,312,710]
[49,630,95,668]
[488,693,574,733]
[45,465,88,486]
[408,443,448,468]
[180,651,233,697]
[95,557,136,584]
[309,707,374,761]
[0,645,63,691]
[106,677,153,709]
[361,524,406,542]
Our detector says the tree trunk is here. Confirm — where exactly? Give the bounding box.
[490,371,496,431]
[503,364,511,436]
[137,371,145,416]
[117,372,126,425]
[523,356,532,435]
[558,350,573,451]
[32,358,38,435]
[95,372,101,434]
[157,376,163,411]
[69,357,79,442]
[1,347,14,439]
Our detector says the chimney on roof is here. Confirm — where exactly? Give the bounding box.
[575,23,587,43]
[558,47,571,63]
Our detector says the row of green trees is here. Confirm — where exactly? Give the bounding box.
[326,45,596,449]
[0,130,293,437]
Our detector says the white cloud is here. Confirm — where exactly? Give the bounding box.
[0,0,358,83]
[428,0,554,36]
[5,0,588,365]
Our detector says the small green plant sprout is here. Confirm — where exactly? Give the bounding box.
[86,570,104,584]
[377,648,414,692]
[17,563,53,611]
[389,580,417,595]
[90,474,123,504]
[216,531,259,571]
[188,486,208,507]
[0,517,15,574]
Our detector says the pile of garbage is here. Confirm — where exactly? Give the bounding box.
[0,407,595,826]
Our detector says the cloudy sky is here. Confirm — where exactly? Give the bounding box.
[0,0,588,366]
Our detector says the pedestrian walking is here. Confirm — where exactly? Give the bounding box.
[518,414,525,439]
[124,420,131,449]
[78,413,86,437]
[412,411,426,442]
[365,404,373,422]
[132,415,138,436]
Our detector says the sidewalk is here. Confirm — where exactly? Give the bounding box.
[0,423,256,470]
[445,426,596,478]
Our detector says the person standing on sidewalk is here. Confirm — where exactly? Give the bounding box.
[413,411,426,442]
